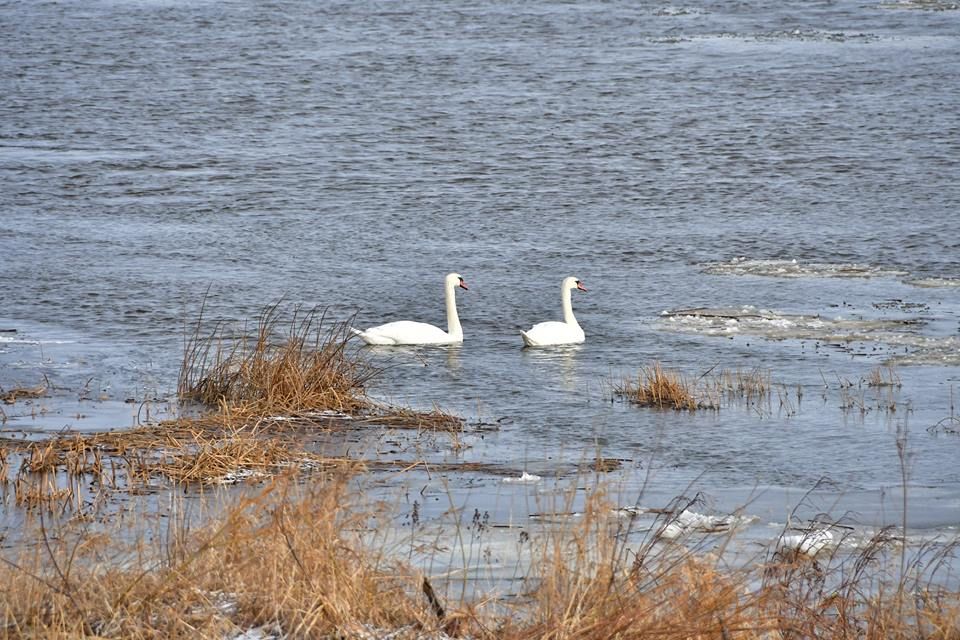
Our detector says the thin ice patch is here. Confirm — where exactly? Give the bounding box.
[905,277,960,288]
[702,258,908,279]
[659,307,960,365]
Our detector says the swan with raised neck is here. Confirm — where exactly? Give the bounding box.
[351,273,468,345]
[520,277,587,347]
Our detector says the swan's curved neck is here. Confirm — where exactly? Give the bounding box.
[445,280,463,339]
[561,284,580,328]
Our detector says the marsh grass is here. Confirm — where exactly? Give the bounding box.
[615,362,774,411]
[615,363,705,410]
[3,475,958,639]
[150,430,361,485]
[0,303,466,501]
[178,301,375,416]
[865,365,902,388]
[0,474,435,638]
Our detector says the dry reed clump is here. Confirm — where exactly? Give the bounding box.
[179,302,376,417]
[494,491,960,640]
[177,301,464,434]
[615,363,707,410]
[616,364,778,412]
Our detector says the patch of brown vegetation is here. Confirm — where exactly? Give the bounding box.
[615,362,706,410]
[865,365,902,388]
[1,383,47,405]
[151,430,360,485]
[1,478,959,638]
[0,475,435,638]
[179,301,375,416]
[0,303,466,503]
[615,364,779,412]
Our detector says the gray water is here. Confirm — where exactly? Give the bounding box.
[2,0,960,550]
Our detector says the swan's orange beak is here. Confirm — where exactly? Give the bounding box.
[459,279,469,290]
[576,281,587,292]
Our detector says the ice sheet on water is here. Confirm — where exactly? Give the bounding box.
[702,258,909,279]
[659,305,917,339]
[659,306,960,365]
[905,277,960,288]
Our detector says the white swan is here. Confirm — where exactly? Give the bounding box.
[520,277,587,347]
[350,273,468,345]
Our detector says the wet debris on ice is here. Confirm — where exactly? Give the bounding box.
[658,508,758,539]
[502,471,542,483]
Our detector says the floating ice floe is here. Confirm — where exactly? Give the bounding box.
[503,471,542,484]
[659,306,918,340]
[658,306,960,365]
[778,528,836,556]
[905,277,960,288]
[702,258,908,279]
[658,509,757,539]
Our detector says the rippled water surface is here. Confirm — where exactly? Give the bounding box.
[2,0,960,542]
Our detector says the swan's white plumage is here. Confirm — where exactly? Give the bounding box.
[351,273,467,346]
[520,277,586,347]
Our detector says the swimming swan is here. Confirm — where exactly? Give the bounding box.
[350,273,468,345]
[520,277,586,347]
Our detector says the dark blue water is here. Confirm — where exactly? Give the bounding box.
[2,0,960,540]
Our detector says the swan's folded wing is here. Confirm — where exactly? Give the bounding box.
[354,321,453,345]
[521,321,584,347]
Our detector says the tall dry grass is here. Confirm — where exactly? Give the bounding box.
[179,301,376,416]
[2,475,959,639]
[0,473,433,639]
[615,363,707,410]
[0,470,960,640]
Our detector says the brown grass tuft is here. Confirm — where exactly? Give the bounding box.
[179,302,375,416]
[615,363,706,410]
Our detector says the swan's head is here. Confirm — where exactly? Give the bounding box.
[446,273,469,290]
[563,276,587,292]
